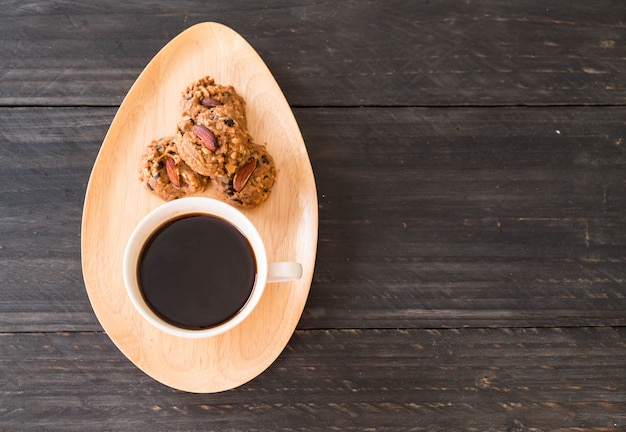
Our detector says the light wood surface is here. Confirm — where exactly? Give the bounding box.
[80,22,318,393]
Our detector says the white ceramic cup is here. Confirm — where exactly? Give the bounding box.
[123,197,302,338]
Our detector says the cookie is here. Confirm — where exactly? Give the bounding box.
[213,143,276,208]
[181,76,248,131]
[139,76,277,208]
[139,136,208,201]
[177,107,253,178]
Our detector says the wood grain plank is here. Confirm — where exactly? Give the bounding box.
[0,106,624,331]
[0,328,624,431]
[302,106,626,329]
[0,0,624,106]
[0,107,112,331]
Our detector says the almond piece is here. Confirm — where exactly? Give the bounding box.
[201,97,223,107]
[193,125,217,151]
[165,157,180,188]
[233,158,257,192]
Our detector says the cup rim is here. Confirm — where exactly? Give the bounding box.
[122,197,268,339]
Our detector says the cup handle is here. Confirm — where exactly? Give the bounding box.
[267,262,303,283]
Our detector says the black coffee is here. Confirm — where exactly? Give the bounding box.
[138,214,257,330]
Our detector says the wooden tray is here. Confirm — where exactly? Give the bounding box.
[81,22,318,393]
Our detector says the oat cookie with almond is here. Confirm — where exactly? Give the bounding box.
[139,136,208,201]
[181,76,248,131]
[213,142,276,208]
[176,106,253,178]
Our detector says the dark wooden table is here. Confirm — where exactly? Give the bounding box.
[1,1,625,430]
